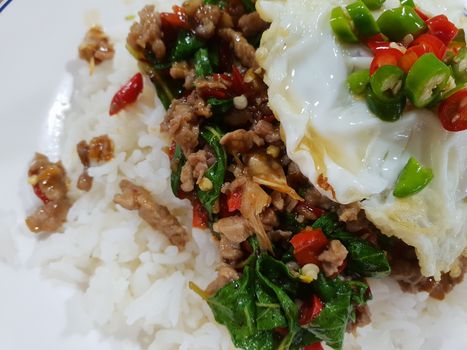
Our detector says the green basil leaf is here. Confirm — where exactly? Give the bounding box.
[241,0,256,13]
[279,212,306,234]
[170,144,185,196]
[197,126,227,217]
[194,48,213,77]
[207,97,234,115]
[170,30,205,62]
[255,281,287,331]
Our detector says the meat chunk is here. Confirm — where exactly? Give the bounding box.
[169,61,196,90]
[238,12,269,37]
[337,202,361,223]
[260,207,279,231]
[220,129,264,154]
[78,25,115,64]
[218,28,257,68]
[25,153,71,233]
[302,185,336,211]
[113,180,188,249]
[318,240,348,277]
[161,91,212,156]
[219,235,244,261]
[127,5,166,60]
[194,5,222,39]
[214,216,253,243]
[252,120,281,143]
[76,135,114,192]
[271,191,284,210]
[206,264,239,294]
[180,150,212,192]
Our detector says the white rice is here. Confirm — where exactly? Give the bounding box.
[1,2,467,349]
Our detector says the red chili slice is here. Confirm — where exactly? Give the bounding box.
[412,33,447,60]
[109,72,144,116]
[299,294,324,325]
[365,34,391,54]
[168,141,176,160]
[226,187,243,212]
[426,15,459,46]
[290,228,329,266]
[398,44,427,73]
[370,48,404,75]
[438,88,467,132]
[231,65,246,95]
[160,5,189,29]
[192,198,209,228]
[33,184,49,204]
[303,343,324,350]
[414,8,430,22]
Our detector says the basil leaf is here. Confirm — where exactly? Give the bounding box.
[194,48,213,77]
[197,126,227,217]
[207,97,233,115]
[305,293,353,350]
[279,212,306,234]
[241,0,256,13]
[255,281,287,331]
[312,215,391,278]
[170,144,185,196]
[170,30,205,62]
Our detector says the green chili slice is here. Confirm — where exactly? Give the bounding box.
[452,47,467,83]
[330,7,359,43]
[366,87,406,122]
[405,53,452,108]
[362,0,385,10]
[194,48,213,77]
[399,0,415,7]
[170,30,205,62]
[393,157,433,198]
[370,65,405,101]
[377,6,427,41]
[346,1,380,38]
[348,69,370,95]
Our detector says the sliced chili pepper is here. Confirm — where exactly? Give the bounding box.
[362,0,385,10]
[370,48,403,75]
[348,69,371,95]
[399,0,415,7]
[412,33,447,60]
[438,88,467,131]
[370,65,405,101]
[304,343,324,350]
[299,295,324,325]
[168,141,176,160]
[33,184,49,204]
[295,202,326,220]
[414,8,429,22]
[426,15,459,46]
[398,45,425,73]
[377,6,427,42]
[192,197,209,228]
[393,157,433,198]
[452,47,467,83]
[290,228,329,266]
[330,6,359,43]
[405,53,451,108]
[226,187,242,212]
[365,33,391,54]
[231,65,246,95]
[366,87,406,121]
[160,5,189,29]
[109,72,144,116]
[346,1,380,38]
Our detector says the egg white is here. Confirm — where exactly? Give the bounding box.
[256,0,467,279]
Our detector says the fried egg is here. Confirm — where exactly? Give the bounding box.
[256,0,467,279]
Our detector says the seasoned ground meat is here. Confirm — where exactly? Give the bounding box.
[271,191,285,211]
[169,61,196,90]
[127,5,166,60]
[295,201,324,221]
[194,4,222,39]
[161,91,212,156]
[76,135,114,192]
[180,150,213,192]
[252,119,281,143]
[388,241,467,300]
[113,180,188,249]
[337,202,361,222]
[206,264,239,294]
[194,75,232,97]
[78,25,115,64]
[182,0,203,16]
[238,12,269,37]
[218,28,257,68]
[260,207,279,231]
[220,129,264,154]
[214,216,253,243]
[302,186,336,211]
[25,153,71,233]
[219,235,244,261]
[318,240,348,277]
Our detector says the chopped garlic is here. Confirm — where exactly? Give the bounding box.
[198,177,213,191]
[266,145,280,158]
[28,175,39,185]
[233,95,248,110]
[301,263,320,280]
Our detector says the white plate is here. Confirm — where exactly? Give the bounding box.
[0,1,152,349]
